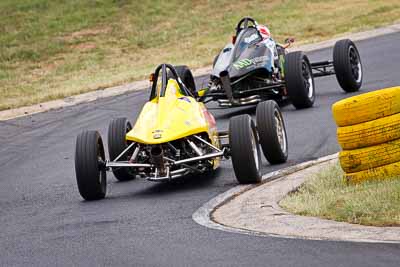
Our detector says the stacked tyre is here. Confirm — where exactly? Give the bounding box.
[332,86,400,184]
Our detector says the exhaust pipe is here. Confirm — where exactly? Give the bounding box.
[150,146,166,176]
[218,95,261,107]
[219,71,238,105]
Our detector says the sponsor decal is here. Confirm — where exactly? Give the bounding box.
[233,56,270,70]
[153,133,162,139]
[244,33,259,44]
[233,58,253,69]
[152,129,163,139]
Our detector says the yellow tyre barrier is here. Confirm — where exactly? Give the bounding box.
[337,112,400,150]
[345,161,400,184]
[339,138,400,173]
[332,86,400,127]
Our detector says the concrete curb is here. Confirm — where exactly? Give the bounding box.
[192,153,400,244]
[192,154,335,235]
[289,23,400,52]
[1,23,400,121]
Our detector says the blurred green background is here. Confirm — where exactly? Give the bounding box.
[1,0,399,110]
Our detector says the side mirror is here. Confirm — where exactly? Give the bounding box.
[284,37,295,44]
[149,73,155,82]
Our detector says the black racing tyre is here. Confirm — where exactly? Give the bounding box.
[229,114,262,184]
[75,131,107,201]
[108,117,136,181]
[285,51,315,109]
[256,100,288,164]
[333,39,362,92]
[168,65,197,97]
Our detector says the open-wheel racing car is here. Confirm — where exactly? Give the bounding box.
[202,17,363,109]
[74,64,288,200]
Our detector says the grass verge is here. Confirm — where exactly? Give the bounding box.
[1,0,400,110]
[280,162,400,226]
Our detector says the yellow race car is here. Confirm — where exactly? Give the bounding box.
[75,64,288,200]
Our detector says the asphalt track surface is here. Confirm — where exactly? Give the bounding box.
[1,32,400,267]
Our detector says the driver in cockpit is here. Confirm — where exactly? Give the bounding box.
[256,23,294,76]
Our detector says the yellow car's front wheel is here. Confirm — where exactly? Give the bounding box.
[75,131,107,200]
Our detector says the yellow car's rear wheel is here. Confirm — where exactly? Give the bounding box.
[168,65,197,97]
[108,117,136,181]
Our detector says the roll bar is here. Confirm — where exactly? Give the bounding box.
[235,17,258,36]
[149,64,194,101]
